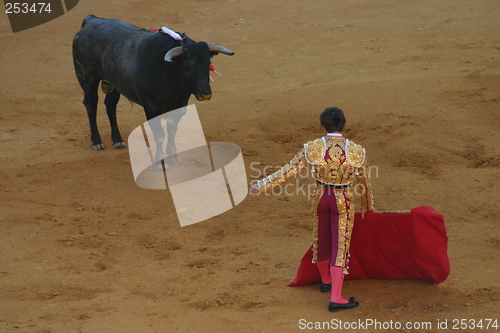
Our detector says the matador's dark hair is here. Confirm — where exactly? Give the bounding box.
[320,107,346,132]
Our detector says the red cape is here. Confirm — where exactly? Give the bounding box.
[288,206,450,286]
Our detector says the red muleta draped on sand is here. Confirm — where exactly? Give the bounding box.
[288,206,450,286]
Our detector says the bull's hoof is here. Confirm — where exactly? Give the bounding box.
[113,142,127,149]
[92,143,105,151]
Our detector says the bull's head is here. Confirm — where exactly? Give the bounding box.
[164,42,234,101]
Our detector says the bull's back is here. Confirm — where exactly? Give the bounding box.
[78,14,145,36]
[73,15,151,74]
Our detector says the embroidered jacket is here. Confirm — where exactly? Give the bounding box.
[257,135,373,210]
[257,135,374,268]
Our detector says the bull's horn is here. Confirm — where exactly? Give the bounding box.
[207,43,235,56]
[164,46,184,62]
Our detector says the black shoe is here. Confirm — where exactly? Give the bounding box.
[328,297,359,312]
[320,283,331,293]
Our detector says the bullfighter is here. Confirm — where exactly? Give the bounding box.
[249,106,374,312]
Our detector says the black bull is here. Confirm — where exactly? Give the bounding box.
[72,15,234,164]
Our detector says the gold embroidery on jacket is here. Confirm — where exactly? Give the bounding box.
[333,187,355,273]
[304,138,326,165]
[257,149,307,193]
[310,184,324,262]
[346,140,365,167]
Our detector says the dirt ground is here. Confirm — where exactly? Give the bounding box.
[1,0,499,332]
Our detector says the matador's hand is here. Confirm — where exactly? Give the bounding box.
[249,184,261,196]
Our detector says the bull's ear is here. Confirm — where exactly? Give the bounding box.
[209,51,219,58]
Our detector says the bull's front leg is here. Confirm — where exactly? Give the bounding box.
[146,106,186,171]
[165,118,180,165]
[165,107,187,165]
[148,118,168,171]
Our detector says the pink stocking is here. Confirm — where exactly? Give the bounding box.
[316,260,331,284]
[330,265,348,303]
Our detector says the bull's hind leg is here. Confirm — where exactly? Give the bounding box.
[104,87,126,149]
[81,78,105,150]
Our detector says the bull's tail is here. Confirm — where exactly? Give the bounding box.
[81,14,98,28]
